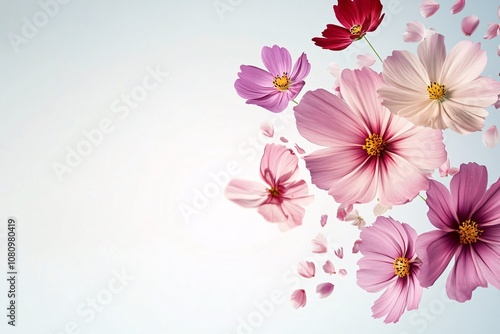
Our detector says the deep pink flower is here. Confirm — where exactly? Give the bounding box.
[312,0,385,51]
[234,45,310,113]
[417,163,500,302]
[379,33,500,134]
[357,216,422,323]
[294,67,446,206]
[225,144,313,231]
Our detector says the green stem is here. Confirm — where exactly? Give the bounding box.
[363,36,383,63]
[292,99,298,105]
[419,194,426,201]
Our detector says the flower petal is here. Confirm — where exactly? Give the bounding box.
[294,143,306,155]
[261,45,291,76]
[352,239,362,253]
[483,125,499,148]
[473,239,500,290]
[225,179,268,208]
[323,260,336,274]
[312,233,328,253]
[320,214,328,227]
[426,179,459,230]
[373,202,392,216]
[483,23,500,40]
[420,0,440,18]
[334,247,344,259]
[417,33,446,82]
[356,54,376,68]
[450,162,488,221]
[337,203,354,221]
[461,15,480,36]
[371,278,410,323]
[450,0,465,14]
[260,121,274,138]
[403,21,426,43]
[289,52,311,82]
[260,144,298,187]
[297,261,316,278]
[291,289,306,308]
[338,268,347,277]
[312,24,354,51]
[316,282,335,298]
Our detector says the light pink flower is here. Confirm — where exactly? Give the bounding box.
[297,261,316,278]
[320,214,328,227]
[379,33,500,134]
[312,233,328,253]
[352,239,362,253]
[439,158,459,177]
[420,0,440,18]
[450,0,465,14]
[334,247,344,259]
[345,209,366,229]
[483,125,499,148]
[483,23,500,39]
[291,289,307,308]
[323,260,336,274]
[416,163,500,302]
[337,203,353,221]
[260,121,274,138]
[316,283,335,298]
[461,15,480,36]
[295,67,446,206]
[235,45,310,113]
[357,216,422,323]
[356,54,376,68]
[225,144,313,231]
[403,21,434,43]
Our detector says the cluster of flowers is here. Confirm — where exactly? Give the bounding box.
[225,0,500,324]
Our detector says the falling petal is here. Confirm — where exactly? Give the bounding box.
[260,121,274,138]
[323,260,336,274]
[316,283,335,298]
[337,203,353,221]
[291,289,307,308]
[420,0,440,18]
[334,247,344,259]
[280,136,289,143]
[345,210,366,229]
[297,261,316,278]
[450,0,465,14]
[328,62,341,78]
[320,214,328,227]
[338,269,348,277]
[356,54,376,68]
[483,23,500,39]
[373,202,392,216]
[403,21,427,42]
[312,233,328,253]
[461,15,480,36]
[352,239,362,254]
[294,143,306,154]
[483,125,499,148]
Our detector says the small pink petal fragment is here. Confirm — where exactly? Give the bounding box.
[320,214,328,227]
[312,233,328,253]
[483,125,499,148]
[356,54,376,68]
[352,239,362,254]
[280,136,289,143]
[334,247,344,259]
[439,159,459,177]
[297,261,316,278]
[294,143,306,154]
[338,269,348,277]
[373,202,392,216]
[345,209,366,229]
[403,21,426,42]
[328,62,341,78]
[323,260,336,275]
[337,203,353,221]
[450,0,465,14]
[291,289,307,308]
[316,282,335,298]
[484,23,500,39]
[260,121,274,138]
[462,15,479,36]
[420,0,440,18]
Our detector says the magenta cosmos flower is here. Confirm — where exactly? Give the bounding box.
[357,216,422,323]
[225,143,313,231]
[378,33,500,134]
[416,163,500,302]
[312,0,385,51]
[294,67,446,206]
[234,45,310,113]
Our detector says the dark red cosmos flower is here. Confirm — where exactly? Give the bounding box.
[312,0,385,51]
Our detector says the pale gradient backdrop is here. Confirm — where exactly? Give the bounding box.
[0,0,499,333]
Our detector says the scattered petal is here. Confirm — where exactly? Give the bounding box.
[450,0,465,14]
[483,23,500,39]
[483,125,499,148]
[320,214,328,227]
[345,209,366,229]
[334,247,344,259]
[323,260,336,275]
[338,269,348,277]
[328,62,341,78]
[352,239,362,254]
[462,15,480,36]
[316,282,335,298]
[312,233,328,253]
[403,21,426,42]
[337,203,353,221]
[294,143,306,154]
[297,261,316,278]
[291,289,307,308]
[280,136,289,143]
[439,158,459,177]
[373,202,392,216]
[260,121,274,138]
[420,0,440,18]
[356,54,376,68]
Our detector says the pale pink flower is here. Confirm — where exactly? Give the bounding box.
[323,260,336,274]
[337,203,353,221]
[374,202,392,216]
[439,158,459,177]
[357,216,422,323]
[291,289,307,308]
[420,0,440,18]
[356,54,376,68]
[295,67,446,206]
[312,233,328,253]
[334,247,344,259]
[338,269,348,277]
[345,209,366,229]
[416,163,500,302]
[320,214,328,227]
[403,21,434,43]
[461,15,480,36]
[483,23,500,39]
[483,125,499,148]
[316,283,335,298]
[297,261,316,278]
[450,0,465,14]
[225,144,313,232]
[379,33,500,134]
[260,121,274,138]
[352,239,362,253]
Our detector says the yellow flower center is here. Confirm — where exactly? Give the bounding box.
[362,134,386,156]
[273,72,290,91]
[427,82,446,100]
[393,257,410,278]
[350,24,362,35]
[268,187,280,197]
[458,219,483,244]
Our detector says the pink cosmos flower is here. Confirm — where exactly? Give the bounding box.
[225,144,313,232]
[357,216,422,323]
[234,45,310,113]
[294,67,446,206]
[416,163,500,302]
[420,0,440,18]
[312,0,385,51]
[379,33,500,134]
[461,15,480,36]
